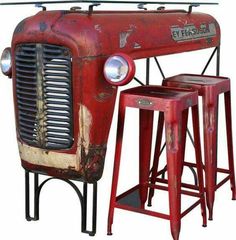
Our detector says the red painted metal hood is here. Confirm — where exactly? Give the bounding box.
[11,9,220,182]
[12,10,220,59]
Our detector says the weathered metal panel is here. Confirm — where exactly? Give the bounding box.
[11,10,220,182]
[12,10,220,58]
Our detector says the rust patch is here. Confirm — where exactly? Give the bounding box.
[205,108,215,133]
[14,19,25,34]
[166,125,174,146]
[81,144,107,183]
[76,105,93,170]
[94,86,116,102]
[39,22,47,32]
[95,92,113,102]
[166,124,179,152]
[19,141,107,183]
[206,38,213,44]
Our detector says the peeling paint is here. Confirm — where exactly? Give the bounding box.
[177,17,188,25]
[76,104,93,170]
[205,108,215,133]
[166,125,174,146]
[94,24,102,33]
[129,24,137,29]
[134,42,141,49]
[120,31,132,48]
[209,111,214,131]
[18,104,109,181]
[119,25,136,48]
[166,124,179,152]
[19,104,94,172]
[79,104,93,153]
[18,141,76,169]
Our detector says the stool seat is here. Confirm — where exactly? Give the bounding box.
[164,74,230,95]
[121,85,198,112]
[107,85,206,240]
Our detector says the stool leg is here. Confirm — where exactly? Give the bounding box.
[165,112,182,240]
[224,91,236,200]
[192,105,207,227]
[148,112,164,207]
[139,109,154,208]
[181,109,189,175]
[203,95,218,220]
[107,100,126,235]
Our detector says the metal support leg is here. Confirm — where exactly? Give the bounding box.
[224,91,236,200]
[25,170,97,236]
[192,105,207,227]
[202,94,218,220]
[148,112,164,207]
[181,109,189,174]
[216,46,220,76]
[146,58,150,85]
[139,109,154,208]
[25,171,39,221]
[82,182,97,236]
[165,111,182,240]
[107,99,126,236]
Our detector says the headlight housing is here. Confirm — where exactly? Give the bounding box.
[1,47,12,77]
[104,53,135,86]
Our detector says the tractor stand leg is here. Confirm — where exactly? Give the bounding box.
[25,170,97,236]
[82,182,97,236]
[25,171,39,221]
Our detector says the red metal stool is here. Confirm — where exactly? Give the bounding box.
[107,86,207,240]
[149,74,236,221]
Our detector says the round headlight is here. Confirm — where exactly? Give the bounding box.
[104,53,135,86]
[1,47,12,77]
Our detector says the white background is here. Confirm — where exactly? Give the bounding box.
[0,0,235,240]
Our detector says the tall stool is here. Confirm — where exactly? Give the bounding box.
[107,86,206,240]
[149,74,236,220]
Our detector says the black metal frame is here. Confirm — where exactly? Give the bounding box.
[0,1,219,14]
[0,1,218,7]
[25,170,97,236]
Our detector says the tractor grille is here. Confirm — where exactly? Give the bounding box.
[15,43,73,150]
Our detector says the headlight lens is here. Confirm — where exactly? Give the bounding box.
[104,53,135,86]
[1,47,12,77]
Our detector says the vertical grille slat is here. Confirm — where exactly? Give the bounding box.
[16,43,73,150]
